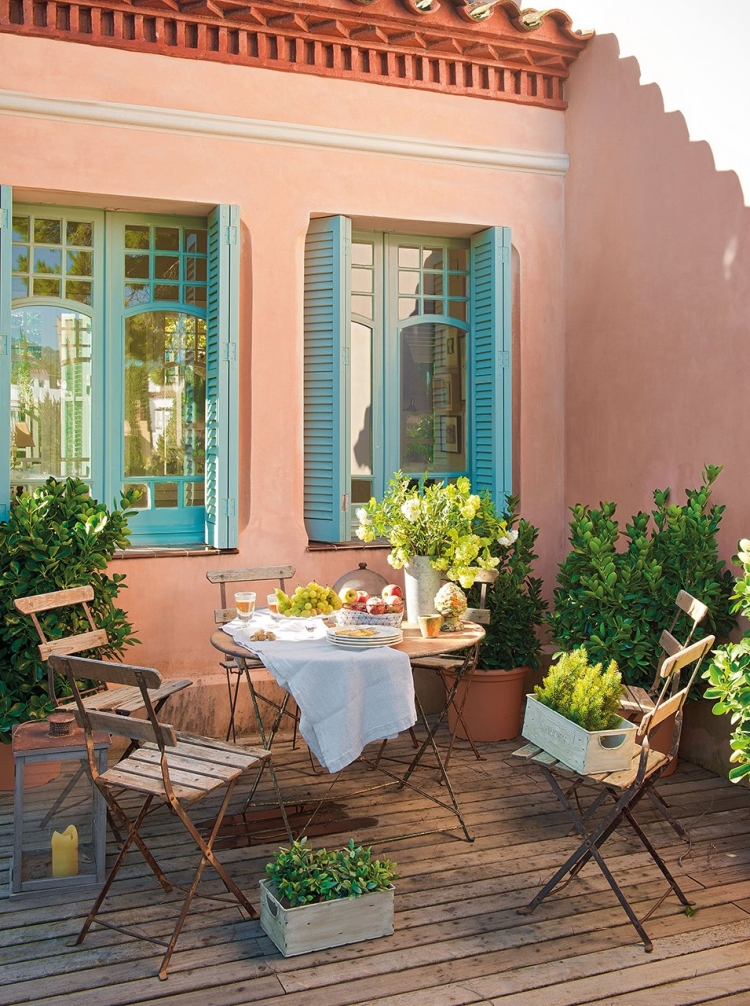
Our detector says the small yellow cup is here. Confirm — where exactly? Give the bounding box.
[418,614,443,638]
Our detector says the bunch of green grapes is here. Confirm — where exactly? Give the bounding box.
[275,582,343,618]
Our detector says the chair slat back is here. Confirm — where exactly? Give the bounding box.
[464,568,498,626]
[639,634,715,743]
[675,589,709,627]
[49,653,163,690]
[15,587,108,706]
[79,709,177,746]
[206,565,296,624]
[649,589,709,695]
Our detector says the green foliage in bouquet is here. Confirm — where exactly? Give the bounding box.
[534,647,624,732]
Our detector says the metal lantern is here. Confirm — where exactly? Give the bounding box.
[11,718,110,896]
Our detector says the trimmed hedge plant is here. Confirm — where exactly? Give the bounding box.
[0,477,140,742]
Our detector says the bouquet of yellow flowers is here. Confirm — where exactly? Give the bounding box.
[355,472,513,588]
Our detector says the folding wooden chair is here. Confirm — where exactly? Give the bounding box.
[513,634,715,952]
[206,565,297,743]
[50,652,292,981]
[409,568,498,767]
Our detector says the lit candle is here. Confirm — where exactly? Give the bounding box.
[51,825,79,878]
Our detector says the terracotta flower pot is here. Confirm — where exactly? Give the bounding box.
[447,666,529,742]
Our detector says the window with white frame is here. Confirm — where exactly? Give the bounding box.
[303,216,512,543]
[0,188,239,548]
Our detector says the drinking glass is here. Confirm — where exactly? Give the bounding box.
[267,593,279,615]
[234,592,256,622]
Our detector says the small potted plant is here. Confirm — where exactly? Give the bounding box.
[448,499,547,741]
[522,647,637,774]
[260,837,398,957]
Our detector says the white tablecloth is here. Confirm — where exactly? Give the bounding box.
[222,613,416,773]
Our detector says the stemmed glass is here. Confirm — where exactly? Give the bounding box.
[234,592,256,624]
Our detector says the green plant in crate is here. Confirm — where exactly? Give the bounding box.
[534,647,625,732]
[703,539,750,782]
[548,465,735,694]
[265,838,398,908]
[0,477,141,743]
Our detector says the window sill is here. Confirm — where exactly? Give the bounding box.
[113,545,239,560]
[306,540,390,553]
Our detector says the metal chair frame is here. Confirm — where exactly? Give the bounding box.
[51,652,291,981]
[514,635,715,952]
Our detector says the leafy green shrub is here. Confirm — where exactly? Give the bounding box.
[534,647,624,731]
[468,495,547,669]
[547,465,735,693]
[703,539,750,782]
[265,838,398,908]
[0,477,140,742]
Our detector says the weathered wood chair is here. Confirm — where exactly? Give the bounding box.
[206,565,297,743]
[409,568,498,766]
[50,652,291,981]
[513,634,715,952]
[14,586,191,720]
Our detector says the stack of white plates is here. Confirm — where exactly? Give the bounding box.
[326,624,403,649]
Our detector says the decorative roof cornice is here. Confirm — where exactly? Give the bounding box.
[0,0,591,108]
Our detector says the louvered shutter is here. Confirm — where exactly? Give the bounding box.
[303,216,351,542]
[469,227,512,509]
[0,186,11,521]
[204,204,239,548]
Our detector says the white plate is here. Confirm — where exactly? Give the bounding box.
[327,624,402,641]
[328,636,403,649]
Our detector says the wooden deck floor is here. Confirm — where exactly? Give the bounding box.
[3,728,750,1006]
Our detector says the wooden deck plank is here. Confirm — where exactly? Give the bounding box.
[2,729,750,1006]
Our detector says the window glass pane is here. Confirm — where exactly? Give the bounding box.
[423,248,443,269]
[125,225,150,250]
[423,299,443,316]
[155,227,180,252]
[448,272,467,297]
[124,313,206,494]
[351,295,372,319]
[351,479,372,505]
[33,278,61,297]
[155,256,179,280]
[399,297,419,320]
[12,216,29,242]
[398,246,420,268]
[351,268,373,293]
[352,242,373,266]
[185,257,207,283]
[185,286,207,310]
[398,272,420,295]
[126,483,150,508]
[34,248,62,274]
[399,322,466,475]
[350,322,372,480]
[448,248,468,271]
[10,306,92,486]
[154,482,179,508]
[422,273,443,296]
[12,247,29,273]
[125,254,149,279]
[447,299,467,322]
[154,284,179,302]
[67,222,93,247]
[67,250,92,277]
[12,277,29,299]
[65,281,93,306]
[184,229,207,254]
[125,284,149,307]
[185,482,205,507]
[34,219,61,245]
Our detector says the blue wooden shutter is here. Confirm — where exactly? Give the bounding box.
[470,226,512,509]
[303,216,351,542]
[0,186,11,520]
[204,204,239,548]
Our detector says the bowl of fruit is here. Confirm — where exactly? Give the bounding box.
[336,584,404,627]
[274,582,343,625]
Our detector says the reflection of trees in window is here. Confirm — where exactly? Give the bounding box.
[124,312,206,480]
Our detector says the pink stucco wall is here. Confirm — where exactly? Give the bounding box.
[565,33,749,568]
[1,33,570,713]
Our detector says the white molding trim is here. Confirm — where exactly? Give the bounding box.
[0,89,569,176]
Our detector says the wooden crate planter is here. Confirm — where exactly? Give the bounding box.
[522,695,637,774]
[259,879,395,957]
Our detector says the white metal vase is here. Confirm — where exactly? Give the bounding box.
[403,555,442,623]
